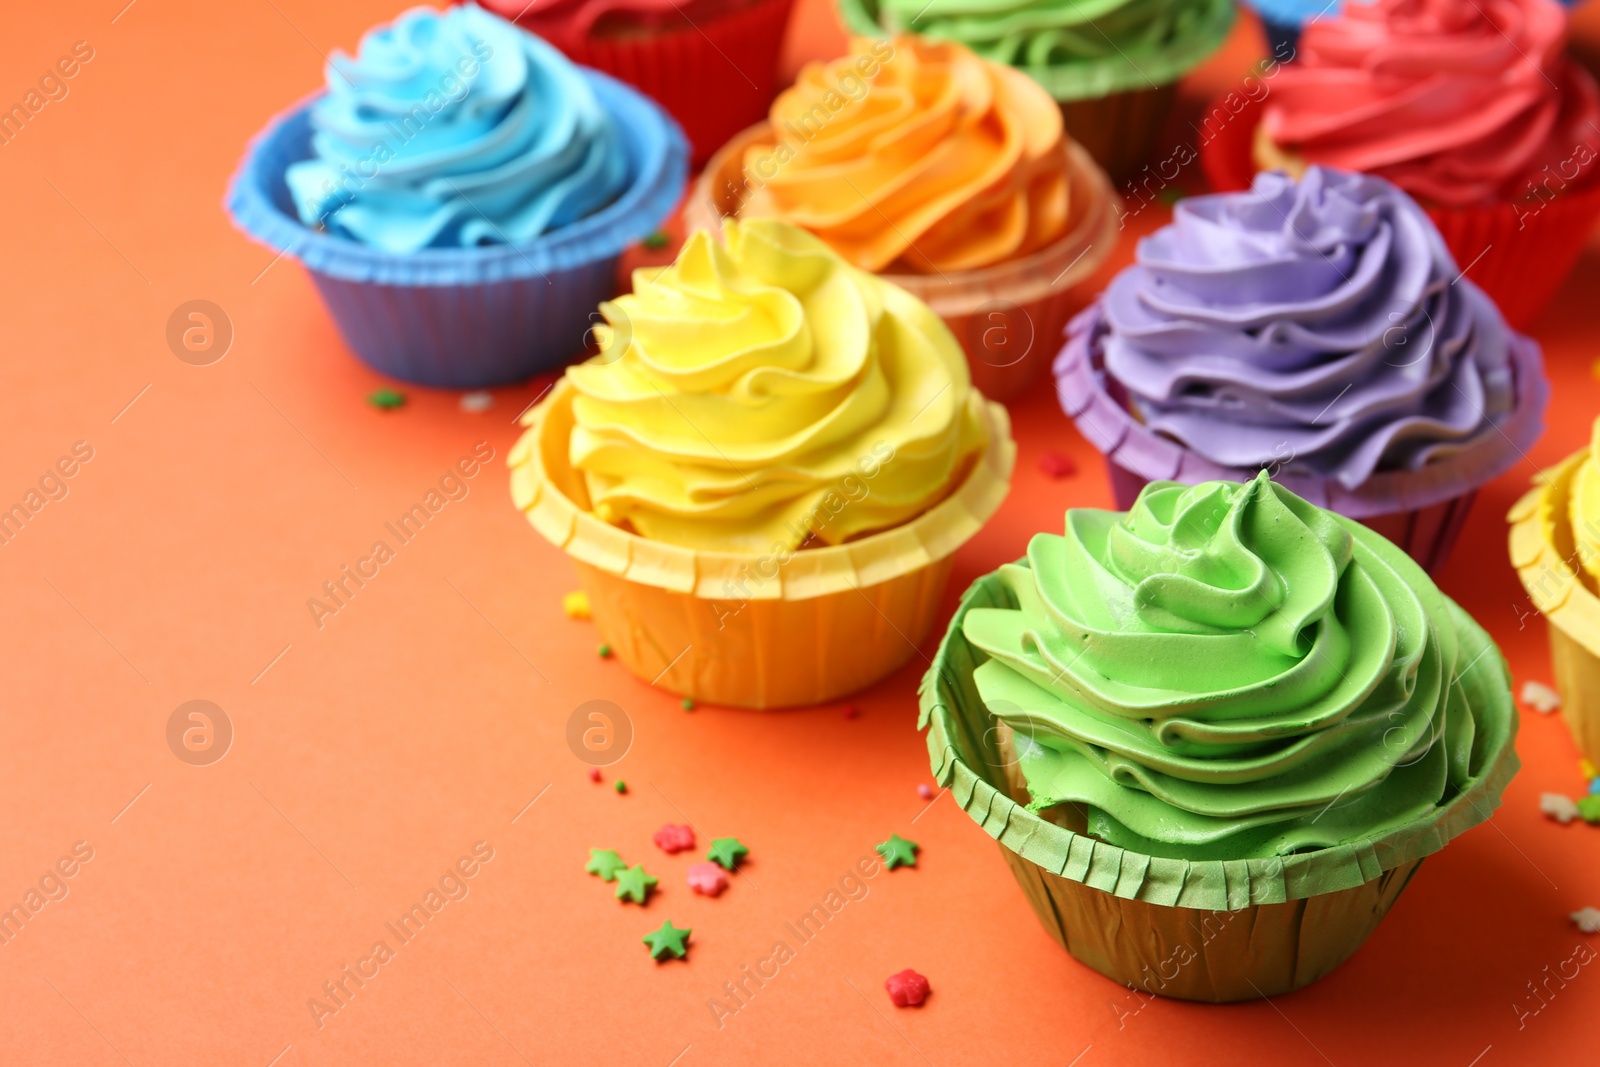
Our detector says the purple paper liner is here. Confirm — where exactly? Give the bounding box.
[1054,299,1548,519]
[224,71,688,388]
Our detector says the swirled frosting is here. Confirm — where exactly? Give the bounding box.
[284,5,631,252]
[964,473,1508,860]
[872,0,1234,97]
[565,218,992,552]
[1087,165,1521,490]
[1562,419,1600,587]
[737,36,1072,274]
[1261,0,1600,207]
[478,0,750,43]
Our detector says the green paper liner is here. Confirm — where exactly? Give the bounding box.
[1508,451,1600,765]
[918,567,1519,1000]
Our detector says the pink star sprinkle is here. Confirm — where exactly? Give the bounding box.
[653,823,695,854]
[917,784,934,800]
[687,862,729,897]
[885,969,931,1007]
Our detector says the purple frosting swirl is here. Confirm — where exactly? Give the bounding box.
[1093,166,1517,489]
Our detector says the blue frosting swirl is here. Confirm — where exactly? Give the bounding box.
[285,4,631,253]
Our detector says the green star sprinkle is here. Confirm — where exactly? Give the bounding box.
[876,834,919,870]
[1579,795,1600,824]
[641,230,670,250]
[615,864,659,904]
[643,919,691,961]
[598,643,612,659]
[707,837,749,871]
[585,848,627,881]
[367,387,406,410]
[1157,187,1186,206]
[615,780,628,794]
[681,697,695,711]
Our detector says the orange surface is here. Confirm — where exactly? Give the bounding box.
[2,2,1597,1064]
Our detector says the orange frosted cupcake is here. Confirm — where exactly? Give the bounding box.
[688,35,1118,401]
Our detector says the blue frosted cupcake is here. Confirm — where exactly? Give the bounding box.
[226,4,687,387]
[1246,0,1585,58]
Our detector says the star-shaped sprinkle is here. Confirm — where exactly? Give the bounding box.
[681,697,696,711]
[1038,451,1076,479]
[615,780,628,794]
[641,231,671,250]
[1579,795,1600,824]
[707,837,749,871]
[586,849,626,881]
[562,591,591,619]
[687,862,728,897]
[877,834,919,870]
[653,824,695,854]
[1542,793,1579,824]
[459,390,492,413]
[598,643,612,659]
[1572,907,1600,934]
[615,864,658,904]
[1583,759,1598,780]
[885,969,931,1007]
[643,920,691,960]
[367,387,406,410]
[1520,680,1562,714]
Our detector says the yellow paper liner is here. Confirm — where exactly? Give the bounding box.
[1508,451,1600,764]
[919,566,1518,1000]
[509,380,1017,708]
[685,124,1120,402]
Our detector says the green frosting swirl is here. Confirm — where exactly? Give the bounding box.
[962,473,1509,861]
[861,0,1235,98]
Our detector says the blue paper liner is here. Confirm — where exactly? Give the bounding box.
[225,70,688,388]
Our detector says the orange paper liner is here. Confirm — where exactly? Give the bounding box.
[1058,82,1179,186]
[1508,452,1600,765]
[509,380,1017,709]
[686,125,1120,403]
[1199,93,1600,329]
[919,567,1518,1000]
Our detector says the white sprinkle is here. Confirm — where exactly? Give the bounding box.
[460,390,493,413]
[1571,907,1600,934]
[1521,680,1562,714]
[1541,793,1579,824]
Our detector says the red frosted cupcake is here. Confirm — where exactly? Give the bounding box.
[478,0,793,164]
[1200,0,1600,327]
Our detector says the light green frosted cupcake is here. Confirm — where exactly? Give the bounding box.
[920,473,1517,1000]
[834,0,1235,179]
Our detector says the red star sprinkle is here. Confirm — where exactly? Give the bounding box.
[653,824,695,854]
[1038,451,1077,479]
[885,970,931,1007]
[687,862,729,897]
[588,768,601,783]
[842,705,860,720]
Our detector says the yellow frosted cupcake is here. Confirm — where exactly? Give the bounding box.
[1509,418,1600,764]
[510,218,1015,708]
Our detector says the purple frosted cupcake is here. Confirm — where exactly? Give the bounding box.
[1055,165,1547,572]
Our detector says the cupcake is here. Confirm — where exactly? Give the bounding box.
[833,0,1234,181]
[1238,0,1334,55]
[1508,419,1600,766]
[226,4,687,388]
[509,218,1015,708]
[924,473,1518,1000]
[478,0,795,165]
[687,36,1120,402]
[1055,166,1547,574]
[1201,0,1600,328]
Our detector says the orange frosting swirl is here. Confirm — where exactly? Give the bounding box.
[738,35,1072,274]
[1262,0,1600,207]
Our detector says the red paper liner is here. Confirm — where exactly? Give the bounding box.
[511,0,795,166]
[1199,93,1600,329]
[1108,460,1477,574]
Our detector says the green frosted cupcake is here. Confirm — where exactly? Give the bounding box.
[921,473,1517,1000]
[835,0,1235,179]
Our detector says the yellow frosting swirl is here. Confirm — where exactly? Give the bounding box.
[565,218,991,552]
[1567,419,1600,587]
[738,36,1072,274]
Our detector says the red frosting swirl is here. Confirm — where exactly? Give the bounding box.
[1261,0,1600,206]
[478,0,750,42]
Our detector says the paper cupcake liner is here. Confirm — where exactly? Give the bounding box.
[509,380,1017,709]
[224,72,688,388]
[1059,83,1178,185]
[1108,462,1477,574]
[1055,301,1547,571]
[920,568,1518,1000]
[521,0,795,166]
[687,125,1120,402]
[1508,454,1600,765]
[1199,95,1600,329]
[832,0,1234,100]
